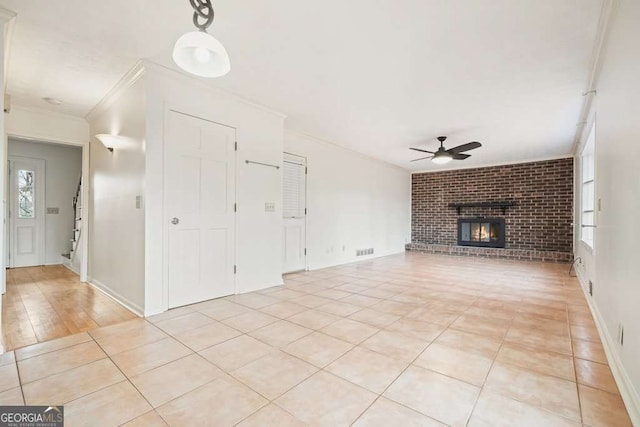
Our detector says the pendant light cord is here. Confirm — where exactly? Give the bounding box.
[189,0,214,31]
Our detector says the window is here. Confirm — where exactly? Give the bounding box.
[581,125,595,248]
[17,169,36,219]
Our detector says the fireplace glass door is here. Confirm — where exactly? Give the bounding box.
[458,218,505,248]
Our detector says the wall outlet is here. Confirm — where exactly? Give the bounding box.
[588,280,593,296]
[264,202,275,212]
[136,195,143,209]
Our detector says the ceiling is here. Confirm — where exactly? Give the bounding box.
[0,0,603,171]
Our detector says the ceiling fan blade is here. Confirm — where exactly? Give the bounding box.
[448,142,482,154]
[410,147,435,154]
[451,153,471,160]
[410,156,434,162]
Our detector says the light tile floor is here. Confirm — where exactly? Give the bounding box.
[0,252,634,426]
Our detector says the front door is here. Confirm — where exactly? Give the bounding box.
[282,153,307,273]
[9,157,45,268]
[165,110,236,308]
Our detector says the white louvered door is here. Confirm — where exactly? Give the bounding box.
[282,153,307,273]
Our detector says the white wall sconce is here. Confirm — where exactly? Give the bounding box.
[95,134,125,152]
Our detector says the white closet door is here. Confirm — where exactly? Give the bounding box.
[165,110,236,308]
[283,154,307,273]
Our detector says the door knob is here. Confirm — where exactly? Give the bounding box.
[171,217,180,225]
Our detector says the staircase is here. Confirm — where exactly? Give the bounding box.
[62,177,82,272]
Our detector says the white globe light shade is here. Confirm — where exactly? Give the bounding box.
[173,31,230,78]
[431,153,453,164]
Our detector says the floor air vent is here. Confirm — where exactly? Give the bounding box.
[356,248,374,256]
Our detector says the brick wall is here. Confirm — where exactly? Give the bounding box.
[411,158,574,254]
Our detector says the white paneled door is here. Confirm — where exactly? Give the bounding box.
[282,153,307,273]
[165,110,236,308]
[8,157,45,268]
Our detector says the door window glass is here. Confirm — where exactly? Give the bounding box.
[18,169,35,219]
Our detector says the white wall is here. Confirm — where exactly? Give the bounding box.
[284,131,411,270]
[144,62,285,315]
[0,9,14,345]
[574,0,640,422]
[7,139,81,265]
[6,106,89,145]
[88,76,146,314]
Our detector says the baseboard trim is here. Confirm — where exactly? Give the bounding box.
[62,262,80,275]
[87,277,144,318]
[237,279,285,295]
[306,249,406,272]
[575,268,640,426]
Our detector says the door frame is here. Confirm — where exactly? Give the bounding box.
[283,151,308,273]
[3,134,89,286]
[161,107,238,311]
[7,156,46,268]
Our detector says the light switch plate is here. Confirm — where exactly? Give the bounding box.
[265,202,276,212]
[46,207,59,214]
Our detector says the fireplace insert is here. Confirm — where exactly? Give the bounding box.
[458,217,506,248]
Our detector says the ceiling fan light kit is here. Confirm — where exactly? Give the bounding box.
[410,136,482,165]
[432,152,453,164]
[173,0,230,78]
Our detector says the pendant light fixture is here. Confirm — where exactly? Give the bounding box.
[173,0,230,78]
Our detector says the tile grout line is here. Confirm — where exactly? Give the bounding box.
[568,300,585,425]
[466,301,586,425]
[349,296,475,426]
[8,258,617,425]
[89,329,171,425]
[462,303,516,427]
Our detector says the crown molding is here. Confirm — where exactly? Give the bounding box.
[11,104,89,123]
[0,6,16,23]
[84,60,145,122]
[572,0,620,154]
[284,128,410,173]
[142,60,288,120]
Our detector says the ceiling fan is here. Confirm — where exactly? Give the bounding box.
[410,136,482,165]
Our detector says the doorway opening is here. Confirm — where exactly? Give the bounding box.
[2,138,132,352]
[5,139,82,270]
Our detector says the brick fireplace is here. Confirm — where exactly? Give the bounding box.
[407,158,574,262]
